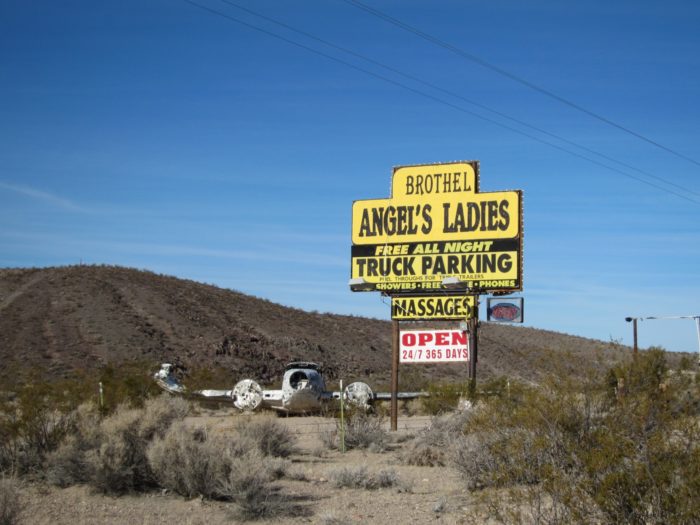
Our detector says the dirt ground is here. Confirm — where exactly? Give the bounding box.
[18,409,482,525]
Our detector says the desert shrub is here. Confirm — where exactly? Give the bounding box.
[138,395,190,440]
[220,450,300,521]
[89,406,152,493]
[0,477,22,525]
[320,428,337,450]
[678,355,693,371]
[89,395,190,494]
[0,380,78,476]
[400,412,471,467]
[147,422,228,498]
[421,382,469,415]
[234,416,297,458]
[324,412,388,452]
[96,362,162,412]
[373,468,400,488]
[46,403,101,486]
[318,513,351,525]
[454,426,563,490]
[400,398,423,416]
[46,435,92,487]
[148,419,293,515]
[454,348,700,524]
[329,465,399,490]
[478,376,515,399]
[0,362,169,478]
[402,444,445,467]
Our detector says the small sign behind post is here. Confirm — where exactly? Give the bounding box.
[486,297,524,323]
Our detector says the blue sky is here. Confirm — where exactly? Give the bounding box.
[1,0,699,354]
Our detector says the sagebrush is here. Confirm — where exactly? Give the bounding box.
[0,477,22,525]
[452,348,700,524]
[323,412,388,452]
[329,465,399,490]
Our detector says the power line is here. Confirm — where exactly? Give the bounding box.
[184,0,700,205]
[343,0,700,169]
[216,0,700,200]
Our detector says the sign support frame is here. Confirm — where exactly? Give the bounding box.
[351,160,523,431]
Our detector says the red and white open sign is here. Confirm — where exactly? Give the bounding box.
[400,330,470,363]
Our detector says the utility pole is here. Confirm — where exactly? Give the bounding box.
[625,317,638,354]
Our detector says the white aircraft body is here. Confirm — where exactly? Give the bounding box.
[154,362,426,414]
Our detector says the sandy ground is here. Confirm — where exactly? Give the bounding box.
[18,410,480,525]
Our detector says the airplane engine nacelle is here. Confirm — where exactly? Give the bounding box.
[231,379,263,411]
[344,381,374,410]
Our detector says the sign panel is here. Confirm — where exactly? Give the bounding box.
[486,297,524,323]
[399,329,470,363]
[391,294,476,321]
[352,191,520,245]
[352,238,520,293]
[351,161,522,293]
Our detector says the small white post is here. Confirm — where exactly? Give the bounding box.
[339,379,345,453]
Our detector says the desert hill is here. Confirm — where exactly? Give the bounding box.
[0,265,640,388]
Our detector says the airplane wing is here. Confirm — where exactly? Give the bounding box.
[330,381,429,410]
[153,363,282,410]
[373,392,430,400]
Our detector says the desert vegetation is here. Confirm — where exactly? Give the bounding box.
[322,411,390,452]
[0,341,698,523]
[0,360,308,522]
[329,465,402,491]
[0,477,22,525]
[428,348,700,524]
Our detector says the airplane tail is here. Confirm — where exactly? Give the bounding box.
[154,363,187,395]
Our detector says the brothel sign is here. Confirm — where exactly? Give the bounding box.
[400,329,470,363]
[351,161,522,293]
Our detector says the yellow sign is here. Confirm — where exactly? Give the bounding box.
[350,161,523,293]
[352,161,521,245]
[391,294,476,320]
[351,239,520,292]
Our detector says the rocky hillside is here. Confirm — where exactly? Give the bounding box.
[0,265,642,388]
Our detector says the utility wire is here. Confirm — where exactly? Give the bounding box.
[217,0,700,199]
[343,0,700,169]
[184,0,700,205]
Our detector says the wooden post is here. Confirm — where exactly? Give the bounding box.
[391,319,399,431]
[339,379,346,453]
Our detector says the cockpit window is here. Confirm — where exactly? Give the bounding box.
[289,370,310,390]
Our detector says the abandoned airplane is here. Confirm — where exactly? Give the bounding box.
[154,362,426,414]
